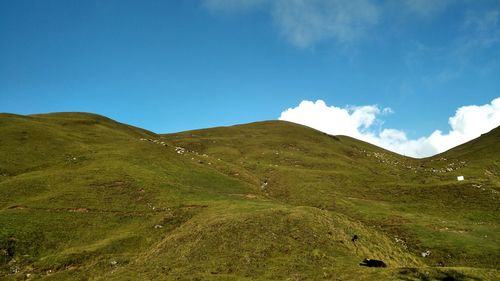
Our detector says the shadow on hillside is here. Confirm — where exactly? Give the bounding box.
[398,267,482,281]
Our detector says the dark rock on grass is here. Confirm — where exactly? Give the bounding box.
[359,258,387,268]
[351,234,359,242]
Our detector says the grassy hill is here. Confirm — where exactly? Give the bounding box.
[0,112,498,280]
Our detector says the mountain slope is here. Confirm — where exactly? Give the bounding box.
[0,113,498,280]
[434,126,500,186]
[164,121,500,268]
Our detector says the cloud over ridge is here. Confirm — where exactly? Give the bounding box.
[279,98,500,158]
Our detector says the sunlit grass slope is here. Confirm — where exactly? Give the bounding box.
[0,113,498,280]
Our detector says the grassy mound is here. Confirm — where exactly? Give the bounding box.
[0,112,498,280]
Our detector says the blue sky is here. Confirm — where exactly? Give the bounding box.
[1,0,499,156]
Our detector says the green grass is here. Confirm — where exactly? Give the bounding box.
[0,113,498,280]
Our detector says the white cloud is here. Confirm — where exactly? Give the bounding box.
[202,0,380,48]
[272,0,379,48]
[279,98,500,158]
[202,0,459,48]
[401,0,450,17]
[203,0,268,14]
[402,9,500,85]
[460,10,500,51]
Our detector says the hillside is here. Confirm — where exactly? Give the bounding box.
[0,113,498,280]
